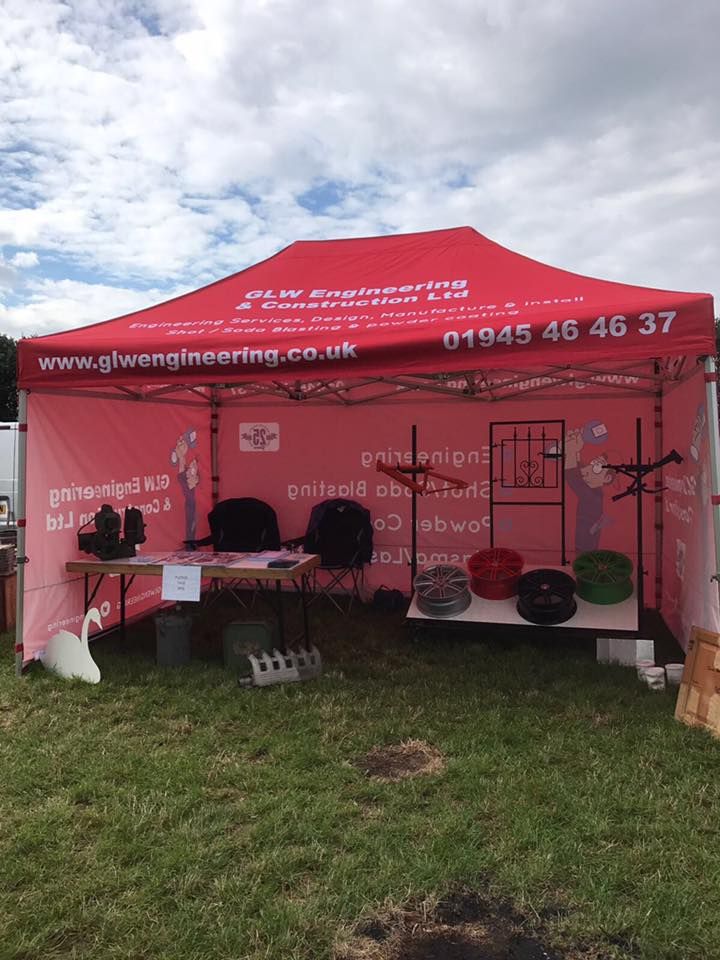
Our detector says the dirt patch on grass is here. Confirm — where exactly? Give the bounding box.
[335,890,631,960]
[354,740,446,783]
[0,704,16,729]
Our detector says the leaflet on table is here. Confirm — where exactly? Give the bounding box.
[97,550,308,568]
[230,550,307,568]
[157,551,250,565]
[101,552,174,565]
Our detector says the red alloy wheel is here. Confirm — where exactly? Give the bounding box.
[467,547,524,599]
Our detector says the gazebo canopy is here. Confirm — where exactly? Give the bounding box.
[18,226,715,401]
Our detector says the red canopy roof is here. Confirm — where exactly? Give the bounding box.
[18,226,715,390]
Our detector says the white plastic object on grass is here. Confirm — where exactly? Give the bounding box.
[41,608,102,683]
[665,663,684,687]
[642,666,666,692]
[597,637,654,666]
[636,659,655,679]
[242,646,322,688]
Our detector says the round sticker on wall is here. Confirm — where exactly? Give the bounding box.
[583,420,609,445]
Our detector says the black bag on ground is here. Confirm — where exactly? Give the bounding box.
[372,587,405,612]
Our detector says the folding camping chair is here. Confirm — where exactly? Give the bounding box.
[299,499,373,613]
[186,497,281,554]
[185,497,282,605]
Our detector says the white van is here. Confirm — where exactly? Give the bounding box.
[0,423,18,525]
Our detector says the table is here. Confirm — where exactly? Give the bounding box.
[407,585,639,632]
[65,551,320,649]
[407,562,639,635]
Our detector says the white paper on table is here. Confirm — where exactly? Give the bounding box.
[235,550,290,568]
[161,563,202,601]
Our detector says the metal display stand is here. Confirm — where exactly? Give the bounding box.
[605,416,683,619]
[376,423,469,593]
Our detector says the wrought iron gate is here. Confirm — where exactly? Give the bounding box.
[489,419,567,565]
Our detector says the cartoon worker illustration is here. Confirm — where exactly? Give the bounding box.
[172,430,200,542]
[565,427,616,552]
[690,403,706,463]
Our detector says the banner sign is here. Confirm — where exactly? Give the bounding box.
[18,228,714,389]
[219,396,657,596]
[22,394,211,662]
[661,373,720,647]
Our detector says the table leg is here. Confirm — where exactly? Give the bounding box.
[301,574,310,647]
[120,574,126,642]
[118,574,136,643]
[276,579,286,652]
[84,574,104,614]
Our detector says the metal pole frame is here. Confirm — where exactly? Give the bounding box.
[410,424,418,592]
[635,417,645,618]
[210,389,220,506]
[14,390,28,677]
[653,386,664,610]
[703,358,720,593]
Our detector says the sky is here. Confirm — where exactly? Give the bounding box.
[1,0,719,338]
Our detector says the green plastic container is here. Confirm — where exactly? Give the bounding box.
[154,607,192,667]
[222,620,275,675]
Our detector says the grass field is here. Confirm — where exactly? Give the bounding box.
[1,602,719,960]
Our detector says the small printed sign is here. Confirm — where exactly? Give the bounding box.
[161,563,202,602]
[239,422,280,452]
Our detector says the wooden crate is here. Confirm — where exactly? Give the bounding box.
[675,626,720,737]
[0,572,16,633]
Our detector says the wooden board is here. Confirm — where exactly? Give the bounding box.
[0,572,16,633]
[675,626,720,737]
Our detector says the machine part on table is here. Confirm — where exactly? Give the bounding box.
[468,547,524,599]
[516,569,577,625]
[77,503,147,561]
[573,550,633,604]
[413,564,471,618]
[239,645,322,688]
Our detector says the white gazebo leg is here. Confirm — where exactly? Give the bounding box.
[704,357,720,600]
[14,389,28,678]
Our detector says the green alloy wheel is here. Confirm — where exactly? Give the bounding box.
[573,550,633,605]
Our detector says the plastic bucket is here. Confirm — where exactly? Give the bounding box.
[154,608,192,667]
[643,666,666,691]
[665,663,685,686]
[636,658,655,679]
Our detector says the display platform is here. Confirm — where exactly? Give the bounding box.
[407,568,639,633]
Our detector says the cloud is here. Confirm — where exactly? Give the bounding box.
[0,277,189,337]
[9,251,39,268]
[0,0,718,335]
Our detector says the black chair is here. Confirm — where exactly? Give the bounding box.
[300,499,373,612]
[186,498,281,606]
[186,497,281,552]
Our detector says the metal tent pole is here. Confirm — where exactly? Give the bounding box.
[703,357,720,595]
[635,417,645,618]
[410,424,418,592]
[210,390,220,505]
[14,390,28,677]
[654,387,664,610]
